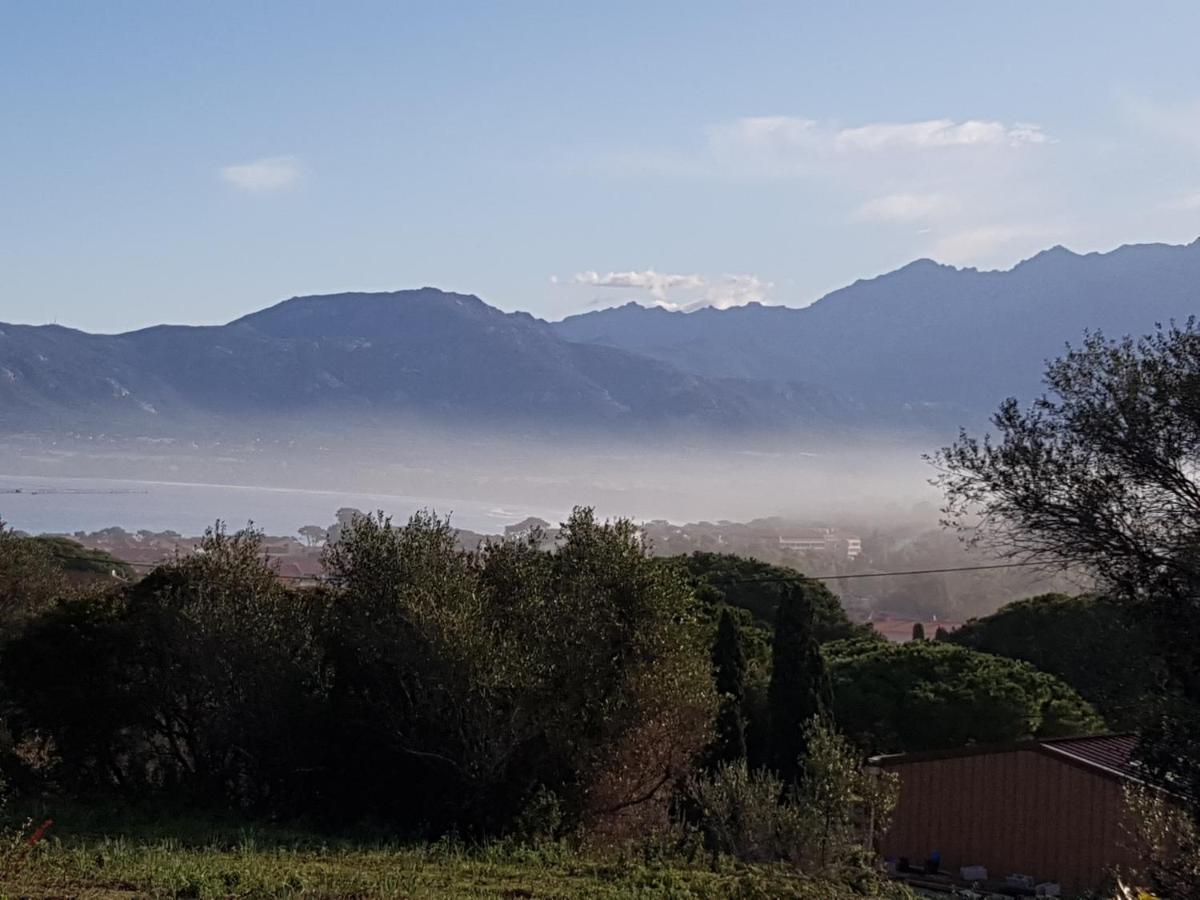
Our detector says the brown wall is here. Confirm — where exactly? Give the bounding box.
[879,748,1134,892]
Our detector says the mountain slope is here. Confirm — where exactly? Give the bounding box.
[0,288,846,433]
[553,239,1200,421]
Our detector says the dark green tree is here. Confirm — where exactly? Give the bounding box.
[826,638,1104,754]
[949,593,1164,730]
[911,622,925,641]
[707,607,748,765]
[933,625,950,641]
[680,552,873,641]
[768,582,833,783]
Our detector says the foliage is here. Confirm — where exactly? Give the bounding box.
[910,622,924,641]
[297,524,328,546]
[0,522,66,633]
[793,718,898,880]
[825,639,1104,754]
[2,523,332,810]
[768,583,833,782]
[950,592,1166,730]
[685,719,897,887]
[685,761,806,864]
[3,831,919,899]
[679,552,871,641]
[707,608,748,767]
[1122,786,1200,899]
[322,506,715,836]
[933,320,1200,802]
[27,535,135,580]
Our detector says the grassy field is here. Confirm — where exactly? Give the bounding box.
[0,820,913,899]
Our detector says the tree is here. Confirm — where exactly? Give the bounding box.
[768,582,833,783]
[707,608,748,765]
[934,321,1200,801]
[685,718,898,885]
[949,593,1165,730]
[795,717,899,876]
[3,523,332,810]
[321,506,715,836]
[910,622,925,641]
[681,552,872,641]
[933,625,950,641]
[0,522,66,633]
[298,524,328,546]
[825,639,1104,754]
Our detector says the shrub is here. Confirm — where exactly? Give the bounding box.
[686,761,804,864]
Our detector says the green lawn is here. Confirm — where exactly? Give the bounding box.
[3,834,911,899]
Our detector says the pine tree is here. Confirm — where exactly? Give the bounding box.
[768,582,832,784]
[708,607,748,765]
[934,625,950,641]
[912,622,926,641]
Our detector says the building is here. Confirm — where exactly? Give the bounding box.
[872,735,1141,893]
[777,528,862,559]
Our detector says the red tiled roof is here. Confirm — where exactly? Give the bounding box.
[1038,734,1140,780]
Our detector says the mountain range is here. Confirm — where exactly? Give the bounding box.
[2,238,1198,437]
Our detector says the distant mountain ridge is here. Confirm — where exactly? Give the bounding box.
[1,238,1198,436]
[0,288,848,434]
[553,239,1200,420]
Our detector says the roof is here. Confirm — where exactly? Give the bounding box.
[870,733,1142,783]
[1039,734,1139,780]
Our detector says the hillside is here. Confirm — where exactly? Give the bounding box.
[0,288,847,434]
[3,240,1199,436]
[553,239,1200,424]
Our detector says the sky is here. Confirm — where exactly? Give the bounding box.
[3,1,1200,332]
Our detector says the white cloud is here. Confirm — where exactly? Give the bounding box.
[707,115,1050,176]
[572,269,705,300]
[581,111,1072,272]
[567,270,771,311]
[855,193,957,223]
[834,118,1048,151]
[684,273,772,312]
[219,155,303,192]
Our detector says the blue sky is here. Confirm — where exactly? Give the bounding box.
[3,1,1200,332]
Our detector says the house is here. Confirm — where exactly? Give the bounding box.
[777,528,862,559]
[872,734,1142,893]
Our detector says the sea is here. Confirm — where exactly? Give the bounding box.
[0,473,561,537]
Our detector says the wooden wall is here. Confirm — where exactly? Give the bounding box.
[878,748,1135,892]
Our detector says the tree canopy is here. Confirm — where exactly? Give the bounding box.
[825,639,1104,755]
[949,592,1165,730]
[679,552,870,642]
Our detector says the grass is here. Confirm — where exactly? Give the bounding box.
[0,816,913,899]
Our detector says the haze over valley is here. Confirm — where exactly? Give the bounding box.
[3,237,1198,545]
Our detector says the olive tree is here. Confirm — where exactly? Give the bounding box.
[934,320,1200,804]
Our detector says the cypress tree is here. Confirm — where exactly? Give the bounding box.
[707,607,748,765]
[912,622,926,641]
[934,625,950,642]
[768,582,832,784]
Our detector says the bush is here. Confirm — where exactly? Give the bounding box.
[685,719,897,884]
[686,761,804,864]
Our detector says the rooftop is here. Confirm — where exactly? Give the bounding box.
[871,734,1142,783]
